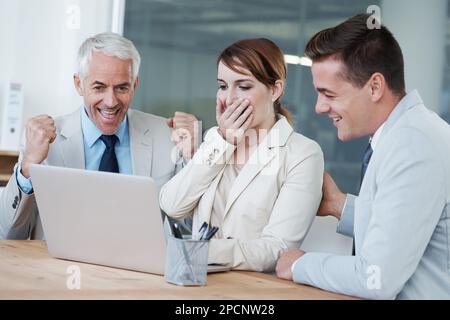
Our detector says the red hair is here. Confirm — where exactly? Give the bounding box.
[217,38,294,124]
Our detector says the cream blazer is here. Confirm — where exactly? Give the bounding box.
[160,116,324,272]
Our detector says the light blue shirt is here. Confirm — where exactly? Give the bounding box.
[16,107,132,194]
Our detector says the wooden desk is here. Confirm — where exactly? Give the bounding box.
[0,150,19,186]
[0,241,357,300]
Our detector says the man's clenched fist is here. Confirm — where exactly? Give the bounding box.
[21,115,57,178]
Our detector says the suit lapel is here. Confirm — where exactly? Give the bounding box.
[223,116,293,218]
[198,168,226,225]
[378,90,424,143]
[59,109,85,169]
[223,145,276,217]
[129,110,153,177]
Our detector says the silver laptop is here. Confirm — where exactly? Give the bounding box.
[30,164,229,275]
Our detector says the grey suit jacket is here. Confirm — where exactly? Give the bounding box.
[293,90,450,299]
[0,108,179,240]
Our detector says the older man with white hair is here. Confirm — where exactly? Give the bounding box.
[0,32,198,239]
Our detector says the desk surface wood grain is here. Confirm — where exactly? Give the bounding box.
[0,241,357,300]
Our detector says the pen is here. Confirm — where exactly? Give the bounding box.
[198,222,208,240]
[204,226,219,240]
[171,222,183,239]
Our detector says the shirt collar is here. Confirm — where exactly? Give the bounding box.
[80,107,128,148]
[369,122,385,151]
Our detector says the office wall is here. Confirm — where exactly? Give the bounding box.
[0,0,115,130]
[134,46,218,129]
[383,0,448,112]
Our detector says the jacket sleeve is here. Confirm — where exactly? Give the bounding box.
[159,127,236,219]
[0,163,38,239]
[336,194,357,237]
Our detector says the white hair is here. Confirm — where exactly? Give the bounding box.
[77,32,141,81]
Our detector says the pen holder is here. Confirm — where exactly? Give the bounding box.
[164,236,209,286]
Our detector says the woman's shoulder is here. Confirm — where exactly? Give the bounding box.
[277,131,324,173]
[286,131,323,157]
